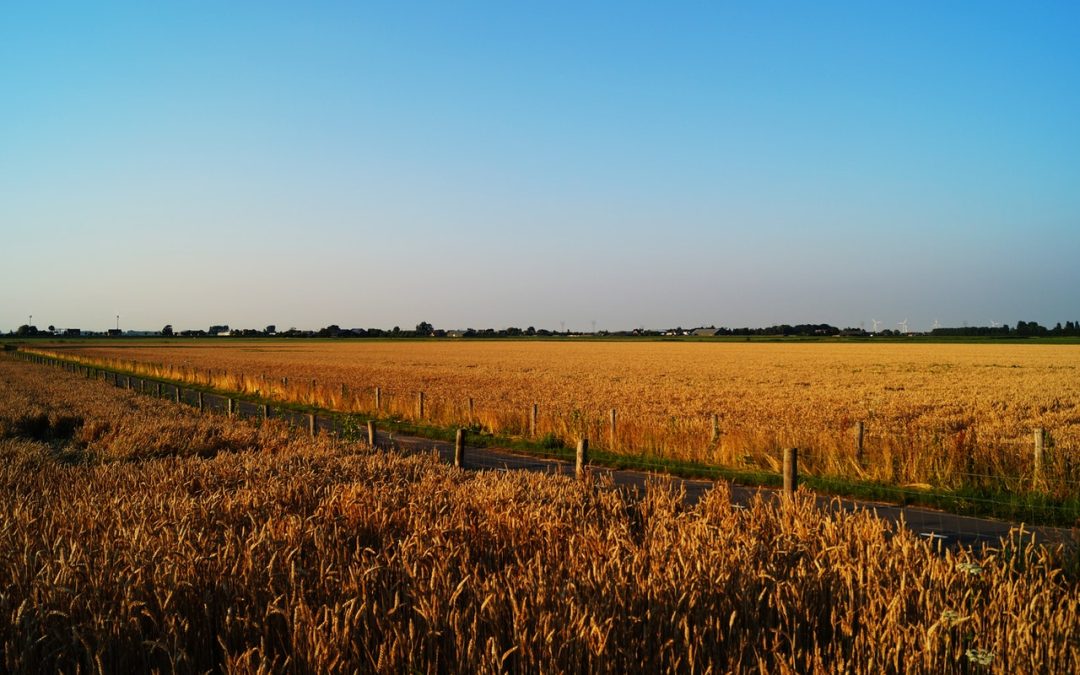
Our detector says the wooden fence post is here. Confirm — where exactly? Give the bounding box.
[1034,428,1045,489]
[455,428,465,468]
[175,387,182,404]
[576,438,589,480]
[308,413,317,438]
[468,397,474,420]
[375,387,381,411]
[367,420,377,449]
[710,414,719,444]
[227,398,235,418]
[197,392,204,412]
[531,404,538,437]
[261,403,270,420]
[783,448,798,497]
[418,391,425,419]
[855,421,865,464]
[155,382,161,397]
[609,408,617,448]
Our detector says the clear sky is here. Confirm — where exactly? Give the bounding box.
[2,2,1078,333]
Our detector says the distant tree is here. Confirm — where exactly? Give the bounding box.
[264,325,276,334]
[416,321,433,335]
[47,325,55,333]
[15,325,36,337]
[161,324,173,337]
[392,326,401,335]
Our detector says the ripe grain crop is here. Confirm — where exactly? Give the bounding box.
[0,356,1077,673]
[27,340,1080,499]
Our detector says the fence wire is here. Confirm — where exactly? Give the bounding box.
[9,350,1079,540]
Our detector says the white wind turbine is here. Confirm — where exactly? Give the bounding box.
[897,319,909,334]
[871,319,882,333]
[931,319,941,330]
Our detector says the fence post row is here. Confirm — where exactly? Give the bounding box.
[576,438,589,480]
[15,355,1063,495]
[455,428,465,468]
[783,447,798,497]
[1033,428,1045,489]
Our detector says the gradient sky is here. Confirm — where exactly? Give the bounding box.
[2,2,1079,333]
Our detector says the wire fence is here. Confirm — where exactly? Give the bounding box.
[9,348,1080,537]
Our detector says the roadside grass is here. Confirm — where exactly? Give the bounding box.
[11,349,1080,527]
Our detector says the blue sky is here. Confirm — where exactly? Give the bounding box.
[2,2,1078,332]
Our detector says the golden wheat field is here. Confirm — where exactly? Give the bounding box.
[0,356,1077,673]
[35,340,1080,494]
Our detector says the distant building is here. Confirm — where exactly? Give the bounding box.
[691,327,719,337]
[209,325,230,336]
[107,329,122,337]
[62,328,81,337]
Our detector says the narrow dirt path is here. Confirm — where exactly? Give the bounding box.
[14,352,1075,550]
[379,429,1071,549]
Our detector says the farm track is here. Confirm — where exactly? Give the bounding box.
[17,353,1074,550]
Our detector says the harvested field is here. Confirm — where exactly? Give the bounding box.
[32,340,1080,496]
[0,357,1077,673]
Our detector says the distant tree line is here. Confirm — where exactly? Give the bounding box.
[715,324,842,337]
[930,321,1080,337]
[10,320,1080,339]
